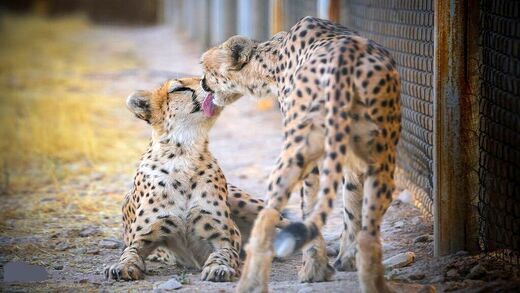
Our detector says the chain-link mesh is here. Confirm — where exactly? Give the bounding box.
[283,0,317,31]
[341,0,434,215]
[478,0,520,270]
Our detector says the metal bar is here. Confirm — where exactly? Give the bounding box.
[328,0,340,23]
[433,0,467,256]
[317,0,340,22]
[270,0,284,34]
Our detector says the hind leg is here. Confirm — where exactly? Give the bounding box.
[299,164,334,282]
[334,170,363,271]
[357,165,395,293]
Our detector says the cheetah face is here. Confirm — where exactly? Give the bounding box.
[200,36,257,106]
[126,77,222,134]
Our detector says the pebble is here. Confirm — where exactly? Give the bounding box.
[54,264,64,270]
[455,250,469,257]
[87,248,100,255]
[79,226,100,237]
[99,238,123,249]
[383,252,415,269]
[430,275,444,283]
[383,243,395,251]
[446,268,459,278]
[408,273,425,280]
[466,263,486,280]
[413,234,433,243]
[155,277,183,290]
[55,242,70,251]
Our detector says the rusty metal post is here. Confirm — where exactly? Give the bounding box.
[433,0,473,256]
[317,0,340,22]
[270,0,284,34]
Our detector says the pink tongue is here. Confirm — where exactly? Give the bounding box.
[202,93,216,117]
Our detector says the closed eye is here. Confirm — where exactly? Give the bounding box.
[168,86,195,94]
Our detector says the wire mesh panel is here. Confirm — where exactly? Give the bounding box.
[341,0,435,215]
[478,0,520,270]
[283,0,317,30]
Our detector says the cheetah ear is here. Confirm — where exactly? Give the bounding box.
[222,35,254,71]
[270,31,287,42]
[126,90,152,123]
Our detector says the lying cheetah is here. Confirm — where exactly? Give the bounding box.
[201,16,401,293]
[104,77,285,282]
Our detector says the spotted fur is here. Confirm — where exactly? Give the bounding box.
[201,17,401,293]
[104,77,286,282]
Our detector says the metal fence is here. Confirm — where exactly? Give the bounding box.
[478,0,520,270]
[340,0,435,216]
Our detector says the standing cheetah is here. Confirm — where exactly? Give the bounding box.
[201,17,401,293]
[104,77,286,282]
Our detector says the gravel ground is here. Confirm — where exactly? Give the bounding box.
[1,22,518,293]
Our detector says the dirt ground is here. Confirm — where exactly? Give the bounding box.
[1,17,519,292]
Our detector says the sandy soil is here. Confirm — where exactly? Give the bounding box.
[1,22,518,293]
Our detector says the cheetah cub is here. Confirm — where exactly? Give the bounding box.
[105,77,279,282]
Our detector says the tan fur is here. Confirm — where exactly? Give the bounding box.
[201,17,401,293]
[104,77,284,282]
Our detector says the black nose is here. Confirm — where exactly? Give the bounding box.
[201,76,212,92]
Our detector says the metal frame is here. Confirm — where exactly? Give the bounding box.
[433,0,479,256]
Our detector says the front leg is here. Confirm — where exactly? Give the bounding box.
[105,239,158,281]
[238,122,322,292]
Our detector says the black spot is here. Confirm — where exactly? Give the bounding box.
[161,226,171,233]
[320,212,328,223]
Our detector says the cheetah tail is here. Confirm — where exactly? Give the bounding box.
[274,65,353,257]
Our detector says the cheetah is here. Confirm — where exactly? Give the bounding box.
[104,77,286,282]
[201,16,401,293]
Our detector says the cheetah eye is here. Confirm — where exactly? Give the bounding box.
[169,86,194,94]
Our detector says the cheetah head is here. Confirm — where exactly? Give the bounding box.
[200,33,287,106]
[126,77,221,142]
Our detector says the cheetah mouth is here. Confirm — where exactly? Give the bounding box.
[202,92,216,117]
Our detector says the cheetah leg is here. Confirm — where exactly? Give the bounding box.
[357,166,395,293]
[191,209,242,282]
[201,247,240,282]
[237,141,319,293]
[148,247,175,264]
[227,184,289,248]
[104,238,158,281]
[299,164,334,282]
[334,170,363,271]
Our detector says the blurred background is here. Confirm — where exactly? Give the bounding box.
[0,0,518,291]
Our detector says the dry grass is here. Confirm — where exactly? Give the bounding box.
[0,15,144,194]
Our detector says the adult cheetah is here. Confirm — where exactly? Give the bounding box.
[201,17,401,293]
[104,77,286,282]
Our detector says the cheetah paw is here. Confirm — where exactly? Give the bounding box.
[104,262,145,281]
[201,264,236,282]
[299,257,335,282]
[333,253,357,271]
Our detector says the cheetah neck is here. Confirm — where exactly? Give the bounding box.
[151,125,210,158]
[240,42,281,97]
